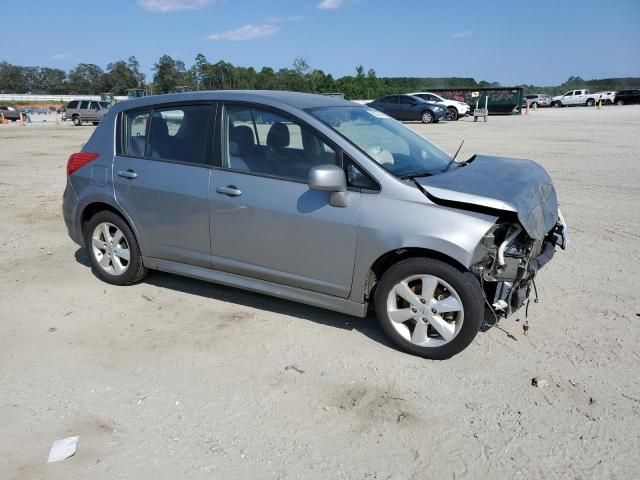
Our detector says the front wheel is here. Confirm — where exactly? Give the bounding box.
[617,99,624,106]
[446,107,458,121]
[420,110,434,124]
[374,258,484,359]
[84,211,147,285]
[552,101,562,108]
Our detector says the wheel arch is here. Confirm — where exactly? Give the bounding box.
[79,201,141,249]
[364,247,468,302]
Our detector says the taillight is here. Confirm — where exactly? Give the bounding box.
[67,152,99,176]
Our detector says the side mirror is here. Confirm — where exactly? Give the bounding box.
[308,164,348,207]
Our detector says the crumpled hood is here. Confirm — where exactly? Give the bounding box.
[416,155,558,239]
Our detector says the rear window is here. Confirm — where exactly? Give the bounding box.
[67,101,78,109]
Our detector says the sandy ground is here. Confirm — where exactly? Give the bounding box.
[1,106,639,480]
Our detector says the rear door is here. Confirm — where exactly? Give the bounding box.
[113,103,214,268]
[88,102,102,121]
[79,100,90,119]
[397,95,416,120]
[208,103,360,298]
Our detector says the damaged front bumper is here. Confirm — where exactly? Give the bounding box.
[472,209,568,316]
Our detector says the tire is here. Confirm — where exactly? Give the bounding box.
[92,122,99,125]
[374,257,484,360]
[552,101,562,108]
[420,110,434,124]
[586,98,595,107]
[617,100,624,106]
[446,107,458,121]
[531,102,538,109]
[72,116,82,126]
[84,210,147,286]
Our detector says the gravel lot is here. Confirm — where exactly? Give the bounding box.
[1,106,639,479]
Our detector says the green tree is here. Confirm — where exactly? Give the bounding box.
[152,55,183,93]
[67,63,104,94]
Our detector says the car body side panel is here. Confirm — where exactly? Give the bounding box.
[348,189,497,303]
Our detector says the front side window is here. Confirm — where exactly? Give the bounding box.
[90,102,101,111]
[564,91,573,97]
[309,106,451,178]
[398,96,415,105]
[223,105,338,181]
[145,106,210,165]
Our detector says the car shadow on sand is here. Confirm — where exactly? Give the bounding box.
[75,247,501,353]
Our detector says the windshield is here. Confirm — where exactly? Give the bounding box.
[309,106,452,177]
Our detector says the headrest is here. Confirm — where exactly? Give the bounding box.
[229,125,255,156]
[266,122,290,149]
[149,114,169,139]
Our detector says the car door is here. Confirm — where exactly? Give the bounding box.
[79,100,90,120]
[113,103,214,268]
[562,91,573,105]
[88,102,101,121]
[397,96,416,120]
[208,103,360,298]
[380,96,401,118]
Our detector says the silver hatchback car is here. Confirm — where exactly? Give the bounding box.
[63,91,568,359]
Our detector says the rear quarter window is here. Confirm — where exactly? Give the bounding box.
[67,101,78,109]
[123,110,150,157]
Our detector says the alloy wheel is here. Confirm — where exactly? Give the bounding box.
[386,274,464,347]
[91,222,131,275]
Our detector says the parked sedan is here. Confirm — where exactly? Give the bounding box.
[613,89,640,105]
[0,105,24,121]
[368,95,447,123]
[521,94,552,108]
[63,91,567,359]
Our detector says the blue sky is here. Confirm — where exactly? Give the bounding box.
[2,0,639,85]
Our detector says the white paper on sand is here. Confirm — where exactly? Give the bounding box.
[47,436,79,463]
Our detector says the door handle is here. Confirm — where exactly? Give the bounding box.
[117,169,138,179]
[216,185,242,197]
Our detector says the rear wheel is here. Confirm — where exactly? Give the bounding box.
[586,98,595,107]
[420,110,434,124]
[617,99,624,106]
[72,116,82,126]
[374,258,484,359]
[446,107,458,121]
[84,211,147,285]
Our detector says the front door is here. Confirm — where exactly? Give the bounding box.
[209,103,360,298]
[113,104,214,268]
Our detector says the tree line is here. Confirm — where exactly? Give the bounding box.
[1,55,638,100]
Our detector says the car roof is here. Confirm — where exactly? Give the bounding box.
[109,90,358,114]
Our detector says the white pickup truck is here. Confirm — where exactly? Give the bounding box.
[550,89,599,107]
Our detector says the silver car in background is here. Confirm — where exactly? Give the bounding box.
[65,99,110,126]
[62,91,568,359]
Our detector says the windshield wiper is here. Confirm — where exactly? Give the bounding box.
[399,171,435,180]
[443,139,465,172]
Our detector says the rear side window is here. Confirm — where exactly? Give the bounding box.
[145,106,210,165]
[67,101,78,109]
[80,101,89,109]
[124,110,150,157]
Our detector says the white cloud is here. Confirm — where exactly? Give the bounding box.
[264,15,305,23]
[317,0,343,9]
[138,0,215,12]
[207,24,279,41]
[51,53,71,60]
[452,30,473,38]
